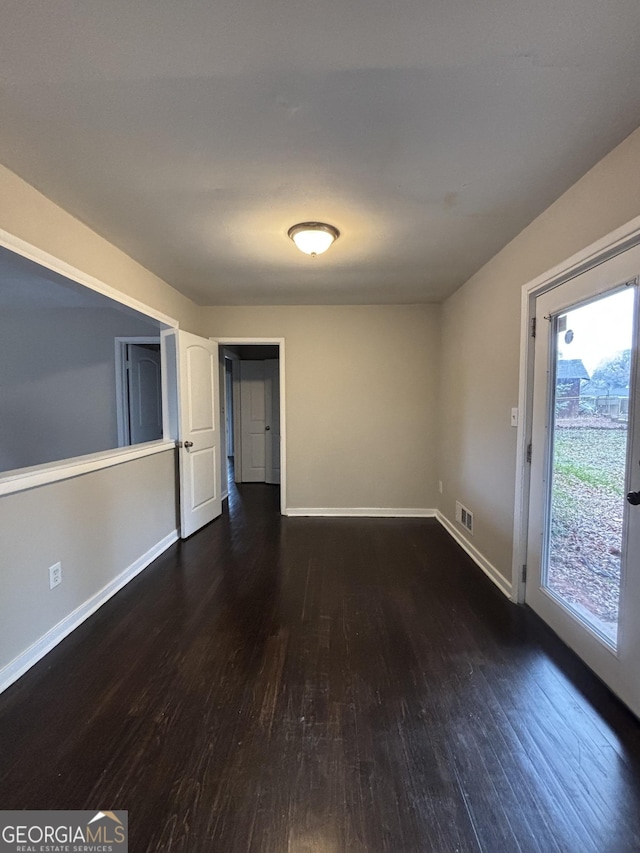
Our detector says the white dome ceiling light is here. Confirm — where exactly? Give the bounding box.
[288,222,340,257]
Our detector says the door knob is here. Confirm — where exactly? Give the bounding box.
[184,440,193,449]
[265,426,271,431]
[627,491,640,506]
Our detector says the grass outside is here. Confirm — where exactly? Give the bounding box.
[548,424,627,638]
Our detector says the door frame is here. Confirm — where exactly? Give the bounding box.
[512,214,640,603]
[264,357,281,485]
[221,347,242,485]
[114,336,162,446]
[213,337,287,514]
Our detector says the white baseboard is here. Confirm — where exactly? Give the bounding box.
[436,511,512,598]
[0,529,179,696]
[0,515,511,696]
[285,507,438,518]
[221,489,229,501]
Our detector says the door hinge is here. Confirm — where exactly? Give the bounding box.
[522,564,527,583]
[531,317,536,338]
[526,443,532,463]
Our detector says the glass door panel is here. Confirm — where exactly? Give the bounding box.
[545,288,634,646]
[526,242,640,718]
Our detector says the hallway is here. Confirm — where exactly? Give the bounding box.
[1,476,640,852]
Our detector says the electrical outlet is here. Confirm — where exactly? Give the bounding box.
[49,562,62,590]
[438,480,443,494]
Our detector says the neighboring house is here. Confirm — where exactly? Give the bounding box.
[581,380,630,419]
[556,359,590,417]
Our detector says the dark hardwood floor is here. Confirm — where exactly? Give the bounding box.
[2,472,640,852]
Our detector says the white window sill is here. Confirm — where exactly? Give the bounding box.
[0,440,177,498]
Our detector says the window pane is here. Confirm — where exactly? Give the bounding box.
[545,287,634,646]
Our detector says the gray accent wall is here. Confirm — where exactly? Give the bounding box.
[0,307,160,472]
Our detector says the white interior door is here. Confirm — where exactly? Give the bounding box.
[177,331,222,538]
[526,246,640,716]
[127,344,163,444]
[265,358,280,485]
[240,360,266,482]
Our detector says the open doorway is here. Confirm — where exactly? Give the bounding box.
[115,336,163,446]
[215,338,286,514]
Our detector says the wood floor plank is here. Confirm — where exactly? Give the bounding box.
[1,478,640,851]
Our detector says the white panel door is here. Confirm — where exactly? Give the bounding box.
[127,344,163,444]
[264,358,280,484]
[526,246,640,716]
[177,331,222,538]
[240,360,266,482]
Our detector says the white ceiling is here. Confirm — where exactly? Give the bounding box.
[1,1,639,305]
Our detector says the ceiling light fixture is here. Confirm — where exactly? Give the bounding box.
[288,222,340,257]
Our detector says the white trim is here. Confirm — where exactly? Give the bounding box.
[517,214,640,299]
[285,507,437,518]
[0,529,179,695]
[220,349,242,483]
[222,346,241,473]
[216,337,283,344]
[221,489,229,501]
[512,215,640,601]
[0,228,179,329]
[231,359,242,483]
[213,338,287,514]
[511,283,537,603]
[0,440,176,497]
[115,339,130,447]
[160,328,179,442]
[437,511,512,598]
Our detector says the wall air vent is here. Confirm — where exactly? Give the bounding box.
[455,500,474,535]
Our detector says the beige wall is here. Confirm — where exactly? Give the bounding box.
[0,165,184,684]
[439,126,640,581]
[0,164,202,333]
[0,450,178,675]
[3,119,640,684]
[205,305,441,510]
[0,162,442,687]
